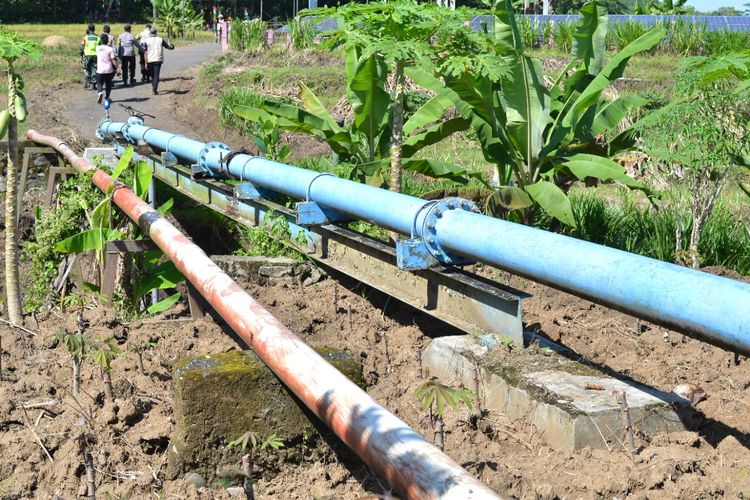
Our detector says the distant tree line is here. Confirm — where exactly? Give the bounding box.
[1,0,746,25]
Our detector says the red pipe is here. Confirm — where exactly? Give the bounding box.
[27,130,501,500]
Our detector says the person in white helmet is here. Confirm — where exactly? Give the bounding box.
[141,27,174,95]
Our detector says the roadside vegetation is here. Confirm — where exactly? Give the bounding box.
[203,0,749,275]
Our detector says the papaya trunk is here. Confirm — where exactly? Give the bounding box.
[5,65,23,325]
[390,61,405,194]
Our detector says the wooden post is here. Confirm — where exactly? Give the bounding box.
[612,389,636,453]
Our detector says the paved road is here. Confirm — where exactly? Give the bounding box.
[68,42,221,142]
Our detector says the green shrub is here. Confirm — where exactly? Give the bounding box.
[234,210,306,261]
[558,191,750,275]
[22,172,102,311]
[704,30,750,55]
[219,86,264,135]
[229,19,268,53]
[552,22,574,53]
[658,18,705,55]
[288,18,316,50]
[609,20,650,52]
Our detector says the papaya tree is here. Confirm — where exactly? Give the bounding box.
[0,31,41,325]
[233,1,485,188]
[410,0,663,226]
[635,53,750,268]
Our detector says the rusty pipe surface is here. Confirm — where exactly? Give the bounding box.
[26,130,500,500]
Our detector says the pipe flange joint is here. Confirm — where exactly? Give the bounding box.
[198,141,230,176]
[121,123,132,143]
[422,197,480,265]
[97,118,113,139]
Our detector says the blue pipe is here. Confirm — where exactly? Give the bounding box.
[99,119,750,355]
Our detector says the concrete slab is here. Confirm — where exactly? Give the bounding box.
[423,335,694,451]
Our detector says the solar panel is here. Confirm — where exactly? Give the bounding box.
[523,14,750,32]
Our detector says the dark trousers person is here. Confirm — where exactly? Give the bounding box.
[139,51,150,82]
[83,55,97,88]
[121,55,136,85]
[96,71,115,101]
[148,62,162,94]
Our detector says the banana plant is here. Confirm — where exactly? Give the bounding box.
[55,147,185,314]
[411,0,664,226]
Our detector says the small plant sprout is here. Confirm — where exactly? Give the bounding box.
[54,326,91,395]
[501,336,514,352]
[129,340,157,375]
[414,378,476,450]
[89,337,122,401]
[223,432,285,497]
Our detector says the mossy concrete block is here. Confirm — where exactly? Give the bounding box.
[423,335,692,451]
[167,348,363,479]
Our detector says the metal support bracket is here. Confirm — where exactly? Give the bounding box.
[396,238,438,270]
[295,201,351,226]
[160,151,178,168]
[234,182,262,200]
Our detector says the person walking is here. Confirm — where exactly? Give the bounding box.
[117,24,137,86]
[79,24,99,89]
[96,33,119,104]
[102,25,116,47]
[138,24,152,83]
[141,27,174,96]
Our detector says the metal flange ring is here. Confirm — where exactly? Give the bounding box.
[198,141,230,176]
[421,197,480,265]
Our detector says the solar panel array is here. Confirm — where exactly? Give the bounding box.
[518,14,750,32]
[301,14,750,35]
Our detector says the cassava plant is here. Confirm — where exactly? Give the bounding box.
[638,55,750,268]
[129,340,157,375]
[0,31,42,325]
[54,324,91,395]
[414,378,475,450]
[224,432,284,498]
[410,0,663,226]
[90,337,121,401]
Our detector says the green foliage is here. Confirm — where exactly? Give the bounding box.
[220,87,264,135]
[561,191,750,275]
[251,119,291,162]
[415,0,661,226]
[229,19,268,53]
[22,172,102,312]
[89,337,122,373]
[235,211,307,261]
[608,19,650,52]
[54,328,91,358]
[0,30,42,63]
[414,379,475,418]
[226,431,285,452]
[151,0,203,39]
[634,0,688,15]
[288,17,317,50]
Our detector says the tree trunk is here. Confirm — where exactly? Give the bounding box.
[103,370,113,401]
[84,447,96,499]
[688,174,722,270]
[5,66,23,326]
[434,415,445,451]
[73,356,82,394]
[242,453,255,500]
[136,351,145,375]
[390,61,405,195]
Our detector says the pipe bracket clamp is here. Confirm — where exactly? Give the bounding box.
[96,119,113,140]
[198,141,230,176]
[421,197,480,266]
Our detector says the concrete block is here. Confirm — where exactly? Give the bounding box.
[211,255,323,286]
[423,335,692,451]
[167,349,363,479]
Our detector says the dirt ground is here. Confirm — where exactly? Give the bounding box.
[3,46,750,499]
